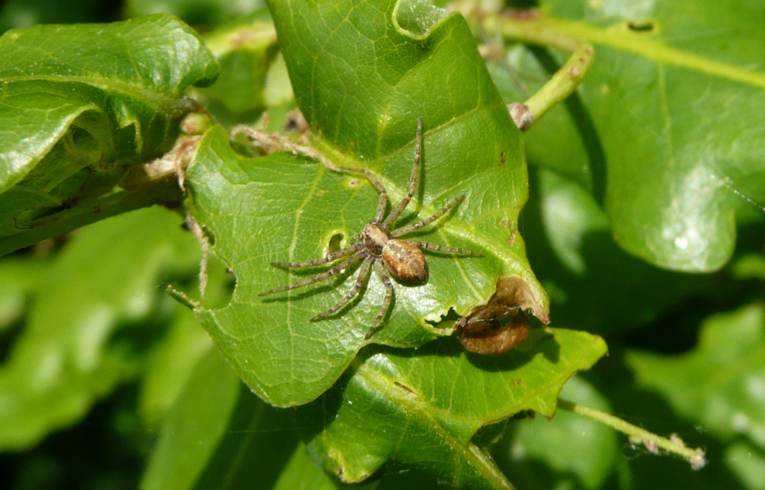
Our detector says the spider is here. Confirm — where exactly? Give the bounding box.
[258,119,479,337]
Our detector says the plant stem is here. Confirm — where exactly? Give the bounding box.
[0,180,182,257]
[558,398,707,470]
[486,13,594,130]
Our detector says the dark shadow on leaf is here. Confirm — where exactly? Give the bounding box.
[195,384,303,490]
[464,327,558,371]
[294,366,354,454]
[370,328,559,373]
[492,450,586,490]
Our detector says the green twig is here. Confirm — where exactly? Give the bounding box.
[487,13,594,130]
[0,180,182,257]
[558,398,707,470]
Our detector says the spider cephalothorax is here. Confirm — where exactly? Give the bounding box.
[258,118,479,337]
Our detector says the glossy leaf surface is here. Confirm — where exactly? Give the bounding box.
[0,15,217,235]
[499,0,765,271]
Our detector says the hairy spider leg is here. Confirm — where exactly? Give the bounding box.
[328,165,390,223]
[390,195,465,238]
[311,258,373,321]
[360,168,390,223]
[271,243,363,270]
[259,253,363,296]
[339,166,390,223]
[365,265,396,339]
[411,241,479,256]
[383,117,424,229]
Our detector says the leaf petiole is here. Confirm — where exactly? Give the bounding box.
[558,398,707,470]
[0,180,182,257]
[487,13,594,130]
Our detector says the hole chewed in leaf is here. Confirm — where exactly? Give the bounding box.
[456,277,549,355]
[327,231,346,254]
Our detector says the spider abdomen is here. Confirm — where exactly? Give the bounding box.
[382,239,427,284]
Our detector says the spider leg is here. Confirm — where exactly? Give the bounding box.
[234,125,390,222]
[365,264,395,339]
[271,243,362,270]
[382,117,423,229]
[360,170,390,223]
[411,241,481,257]
[390,195,465,238]
[311,258,373,321]
[259,253,362,297]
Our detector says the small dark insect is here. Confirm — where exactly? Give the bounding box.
[259,118,479,337]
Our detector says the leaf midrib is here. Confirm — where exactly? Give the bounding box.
[542,17,765,90]
[1,75,182,113]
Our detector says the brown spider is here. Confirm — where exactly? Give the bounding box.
[258,119,479,336]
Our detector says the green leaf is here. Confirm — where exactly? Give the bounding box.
[626,303,765,448]
[188,125,542,405]
[498,0,765,271]
[193,16,278,124]
[0,15,217,234]
[0,207,197,450]
[138,256,231,426]
[141,349,240,490]
[269,0,545,319]
[0,257,45,330]
[492,376,618,489]
[303,329,606,487]
[142,348,339,490]
[143,329,605,489]
[138,307,212,427]
[187,0,550,406]
[732,253,765,281]
[724,441,765,490]
[0,0,102,32]
[125,0,266,28]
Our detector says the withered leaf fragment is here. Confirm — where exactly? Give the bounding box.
[456,277,546,355]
